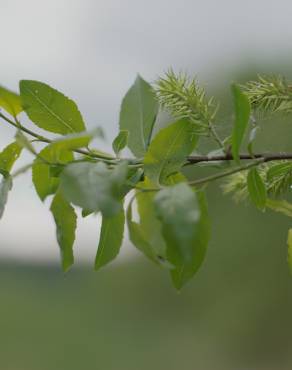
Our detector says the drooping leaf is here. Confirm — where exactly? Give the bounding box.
[154,183,201,265]
[119,75,158,157]
[95,208,125,270]
[32,146,73,201]
[170,190,210,289]
[50,192,77,272]
[0,142,22,172]
[287,229,292,273]
[247,167,267,210]
[0,85,22,117]
[20,80,85,135]
[136,189,167,260]
[231,84,251,163]
[144,119,198,186]
[112,130,129,156]
[126,197,160,263]
[60,161,128,217]
[266,199,292,218]
[129,174,186,267]
[0,175,12,219]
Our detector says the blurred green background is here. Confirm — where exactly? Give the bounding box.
[1,187,292,370]
[2,70,292,370]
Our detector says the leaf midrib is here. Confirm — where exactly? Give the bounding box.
[24,86,75,133]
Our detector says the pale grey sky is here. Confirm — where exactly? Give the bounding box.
[1,0,292,264]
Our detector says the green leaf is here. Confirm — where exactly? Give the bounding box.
[144,119,198,186]
[136,189,167,260]
[119,75,158,157]
[95,208,125,270]
[128,174,186,267]
[170,190,210,289]
[32,146,73,201]
[0,175,12,219]
[247,168,267,210]
[287,229,292,273]
[46,130,96,162]
[266,199,292,217]
[0,85,22,117]
[50,192,77,272]
[112,130,129,156]
[60,162,128,217]
[0,142,22,172]
[154,183,201,264]
[126,197,160,263]
[20,80,85,135]
[231,84,251,163]
[32,131,96,201]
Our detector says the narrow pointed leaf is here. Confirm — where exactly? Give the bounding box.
[0,86,22,117]
[231,84,251,163]
[126,198,160,263]
[247,168,267,210]
[144,119,198,186]
[20,80,85,134]
[171,191,210,289]
[95,208,125,270]
[50,192,77,272]
[119,75,158,157]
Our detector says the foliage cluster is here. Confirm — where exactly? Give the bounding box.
[1,71,292,288]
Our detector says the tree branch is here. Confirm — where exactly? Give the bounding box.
[187,152,292,164]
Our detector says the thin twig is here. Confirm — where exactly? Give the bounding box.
[187,153,292,164]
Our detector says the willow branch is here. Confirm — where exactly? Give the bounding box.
[188,158,264,186]
[0,112,117,164]
[187,152,292,164]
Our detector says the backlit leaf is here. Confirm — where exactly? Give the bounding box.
[0,86,22,117]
